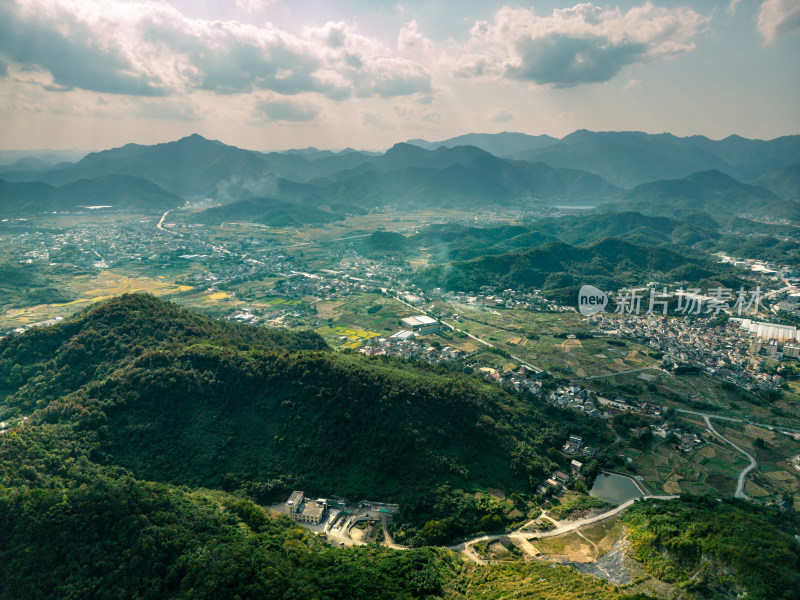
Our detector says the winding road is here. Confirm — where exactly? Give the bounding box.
[447,494,678,555]
[697,413,758,500]
[676,408,769,500]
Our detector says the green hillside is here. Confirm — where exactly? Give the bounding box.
[0,261,76,309]
[624,497,800,600]
[414,237,743,302]
[0,420,461,600]
[190,197,340,226]
[0,295,604,538]
[1,294,794,599]
[408,211,723,264]
[602,170,800,220]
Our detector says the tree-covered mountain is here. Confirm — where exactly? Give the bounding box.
[0,295,603,532]
[406,211,722,264]
[302,147,622,208]
[0,174,180,215]
[624,496,800,600]
[1,295,795,599]
[752,163,800,200]
[188,197,341,226]
[0,134,310,197]
[4,131,799,209]
[414,237,744,302]
[510,131,800,188]
[0,261,75,308]
[6,132,799,217]
[510,130,734,188]
[600,170,800,220]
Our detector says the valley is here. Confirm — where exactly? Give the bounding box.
[2,131,800,600]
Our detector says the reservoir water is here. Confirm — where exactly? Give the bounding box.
[589,473,644,505]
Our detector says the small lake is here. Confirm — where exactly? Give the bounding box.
[589,473,644,505]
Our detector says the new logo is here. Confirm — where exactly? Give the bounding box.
[578,285,608,316]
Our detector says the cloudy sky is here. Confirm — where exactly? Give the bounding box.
[1,0,798,151]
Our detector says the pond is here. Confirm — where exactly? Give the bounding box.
[589,473,644,505]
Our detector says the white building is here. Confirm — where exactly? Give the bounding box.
[400,315,441,334]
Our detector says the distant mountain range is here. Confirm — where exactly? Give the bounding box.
[1,130,798,220]
[408,130,800,191]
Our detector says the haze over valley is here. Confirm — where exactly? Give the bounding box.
[2,1,800,599]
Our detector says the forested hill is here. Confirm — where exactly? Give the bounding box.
[1,295,796,599]
[0,293,327,412]
[0,293,599,515]
[414,237,744,302]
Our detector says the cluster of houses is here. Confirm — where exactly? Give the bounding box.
[549,390,707,452]
[536,437,590,494]
[716,252,799,282]
[443,287,560,312]
[636,424,705,451]
[548,386,662,423]
[561,434,596,459]
[550,386,600,417]
[359,336,464,362]
[592,313,784,391]
[748,337,800,363]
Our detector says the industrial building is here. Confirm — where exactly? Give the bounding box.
[284,491,328,525]
[400,315,440,334]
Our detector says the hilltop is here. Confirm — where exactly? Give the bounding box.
[0,294,604,534]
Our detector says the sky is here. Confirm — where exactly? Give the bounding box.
[0,0,798,152]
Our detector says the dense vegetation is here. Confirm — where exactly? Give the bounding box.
[414,237,744,303]
[0,294,607,540]
[0,418,460,600]
[0,261,75,309]
[1,294,796,598]
[624,496,800,600]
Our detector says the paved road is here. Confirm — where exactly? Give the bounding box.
[570,365,659,382]
[447,495,678,554]
[157,209,181,235]
[700,414,758,500]
[509,353,543,373]
[676,409,763,500]
[677,409,800,435]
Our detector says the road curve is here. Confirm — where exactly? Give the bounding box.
[701,415,757,500]
[447,495,678,553]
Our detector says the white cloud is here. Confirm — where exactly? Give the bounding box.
[0,0,432,100]
[235,0,278,12]
[758,0,800,43]
[488,108,513,122]
[453,3,709,87]
[398,20,435,55]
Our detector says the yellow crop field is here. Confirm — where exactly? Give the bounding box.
[316,325,380,344]
[206,291,230,301]
[0,270,193,331]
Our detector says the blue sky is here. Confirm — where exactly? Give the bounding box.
[0,0,798,151]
